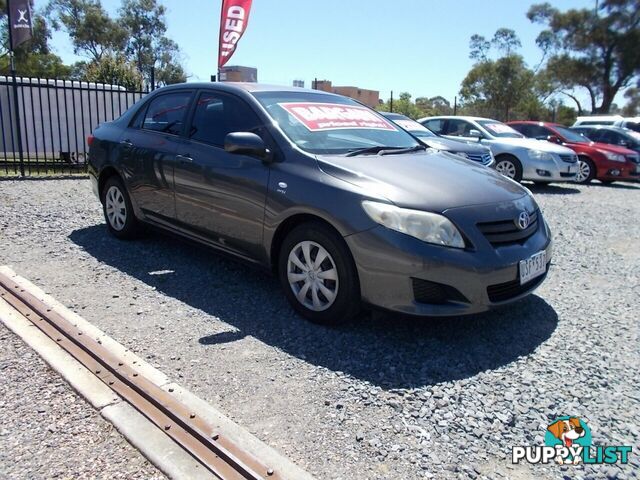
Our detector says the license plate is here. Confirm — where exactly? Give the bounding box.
[519,251,546,285]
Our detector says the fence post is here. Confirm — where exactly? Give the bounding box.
[9,70,25,177]
[6,4,25,178]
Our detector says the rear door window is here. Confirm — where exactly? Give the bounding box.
[142,92,193,136]
[424,119,445,133]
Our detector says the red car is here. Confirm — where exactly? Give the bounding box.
[508,121,640,184]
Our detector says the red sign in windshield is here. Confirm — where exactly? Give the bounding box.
[279,102,397,132]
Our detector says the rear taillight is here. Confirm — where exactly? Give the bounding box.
[87,135,95,147]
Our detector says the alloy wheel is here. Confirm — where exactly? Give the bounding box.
[105,185,127,231]
[495,160,516,179]
[287,240,339,312]
[576,160,591,183]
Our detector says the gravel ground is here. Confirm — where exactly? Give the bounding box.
[0,322,165,480]
[0,178,638,480]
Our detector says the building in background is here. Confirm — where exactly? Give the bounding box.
[312,80,380,108]
[219,66,258,82]
[292,80,305,88]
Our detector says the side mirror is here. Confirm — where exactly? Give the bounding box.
[224,132,271,161]
[468,129,482,140]
[547,135,562,144]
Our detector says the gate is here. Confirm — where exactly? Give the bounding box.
[0,76,148,176]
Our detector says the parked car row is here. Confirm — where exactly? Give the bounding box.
[407,114,640,185]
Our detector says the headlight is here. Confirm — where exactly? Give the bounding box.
[453,151,469,159]
[362,201,465,248]
[528,150,554,161]
[598,150,626,163]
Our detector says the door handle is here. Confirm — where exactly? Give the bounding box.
[120,139,133,147]
[176,154,193,163]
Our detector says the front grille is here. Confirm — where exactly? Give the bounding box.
[412,278,468,305]
[626,154,640,164]
[487,267,548,302]
[477,210,539,247]
[559,154,578,163]
[466,152,493,165]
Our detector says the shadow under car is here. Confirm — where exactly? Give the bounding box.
[69,224,559,390]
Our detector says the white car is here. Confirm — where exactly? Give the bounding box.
[572,115,640,133]
[418,116,579,183]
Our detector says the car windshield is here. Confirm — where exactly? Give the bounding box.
[555,126,589,143]
[253,92,420,154]
[386,115,436,138]
[478,120,523,138]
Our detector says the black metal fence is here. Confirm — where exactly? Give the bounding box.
[0,76,148,176]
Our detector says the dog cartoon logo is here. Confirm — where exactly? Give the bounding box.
[513,416,631,466]
[544,416,591,465]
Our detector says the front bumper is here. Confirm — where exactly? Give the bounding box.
[345,200,552,317]
[598,160,640,182]
[522,153,578,182]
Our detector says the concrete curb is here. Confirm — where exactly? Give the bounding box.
[0,265,315,480]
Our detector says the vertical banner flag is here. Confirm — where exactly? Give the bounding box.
[8,0,33,50]
[218,0,253,69]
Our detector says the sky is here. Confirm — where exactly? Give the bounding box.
[45,0,601,105]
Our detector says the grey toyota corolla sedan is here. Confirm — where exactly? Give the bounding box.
[88,83,552,324]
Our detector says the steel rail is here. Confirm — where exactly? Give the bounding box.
[0,273,280,480]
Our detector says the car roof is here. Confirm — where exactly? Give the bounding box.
[571,125,629,133]
[508,121,563,127]
[157,82,344,97]
[379,112,410,120]
[575,115,623,121]
[422,115,498,121]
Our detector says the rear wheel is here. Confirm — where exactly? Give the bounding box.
[101,176,140,239]
[575,157,596,184]
[278,222,360,325]
[495,155,523,182]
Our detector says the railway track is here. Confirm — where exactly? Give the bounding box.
[0,271,282,480]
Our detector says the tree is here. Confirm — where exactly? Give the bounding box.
[528,0,640,113]
[46,0,127,61]
[376,92,427,119]
[119,0,186,87]
[460,29,538,121]
[623,86,640,116]
[80,54,143,89]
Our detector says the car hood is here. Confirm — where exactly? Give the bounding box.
[419,136,488,154]
[316,149,528,212]
[572,141,637,155]
[490,136,575,153]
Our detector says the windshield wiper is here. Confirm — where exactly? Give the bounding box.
[379,145,426,155]
[345,145,400,157]
[346,145,425,157]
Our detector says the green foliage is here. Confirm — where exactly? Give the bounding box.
[46,0,126,61]
[528,0,640,113]
[119,0,186,87]
[623,87,640,116]
[376,92,429,119]
[45,0,186,87]
[80,54,143,89]
[0,0,72,77]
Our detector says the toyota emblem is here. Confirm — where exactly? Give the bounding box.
[516,211,530,230]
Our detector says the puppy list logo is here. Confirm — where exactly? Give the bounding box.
[512,416,632,465]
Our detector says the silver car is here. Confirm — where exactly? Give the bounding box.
[419,116,579,183]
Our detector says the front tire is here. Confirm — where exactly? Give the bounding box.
[101,176,140,239]
[495,155,523,182]
[576,157,596,184]
[278,222,360,325]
